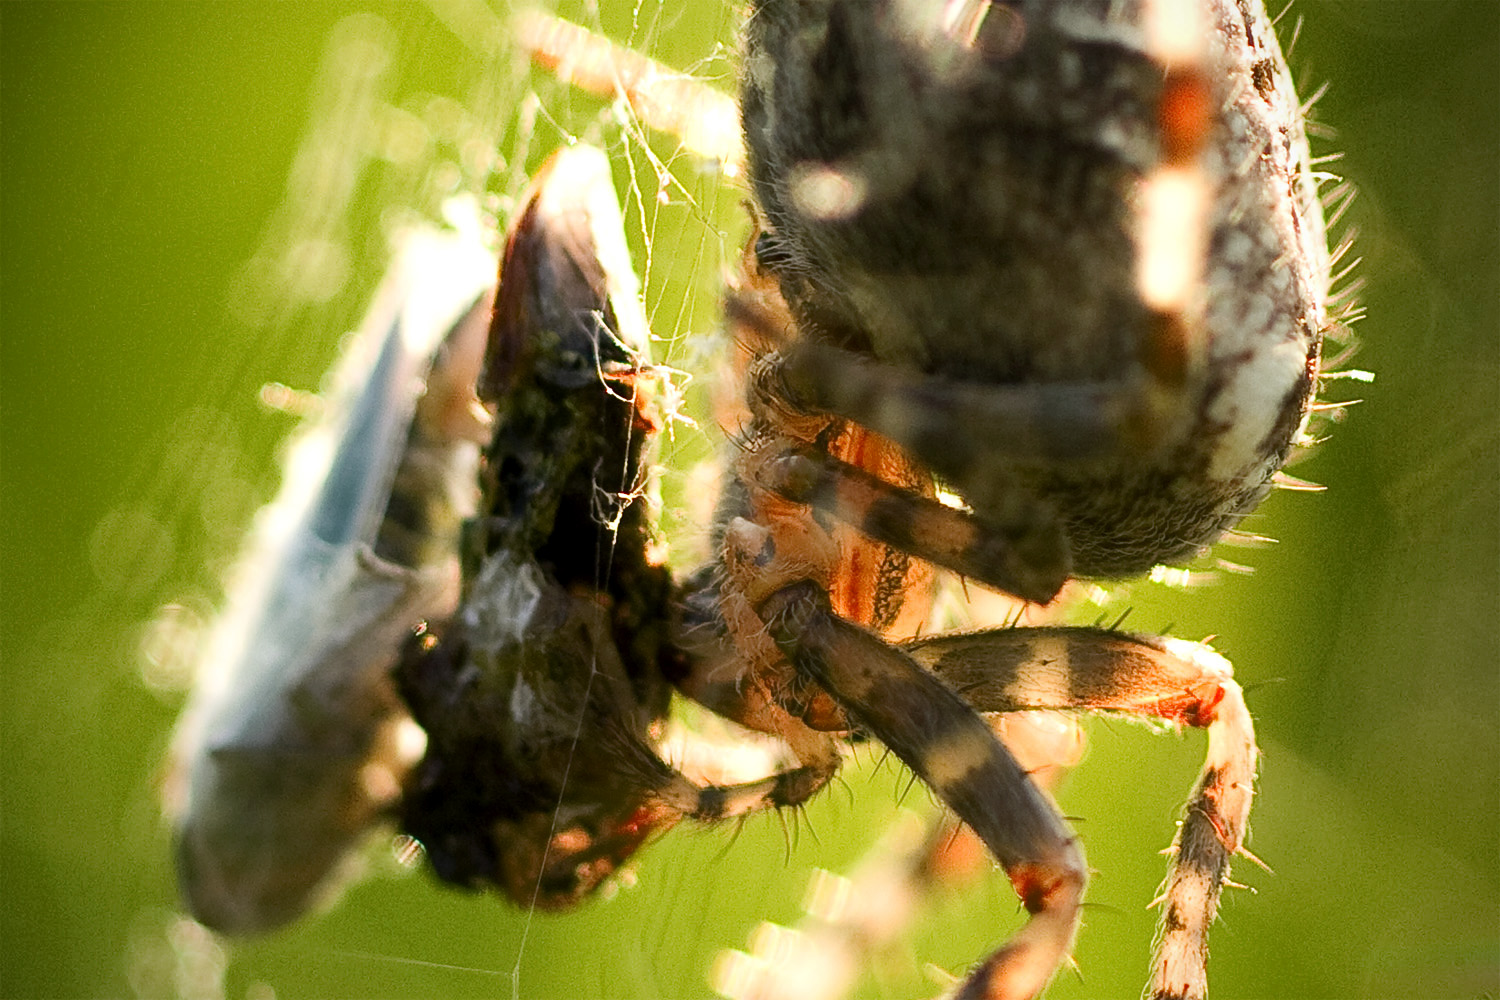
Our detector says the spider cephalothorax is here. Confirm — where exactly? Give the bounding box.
[736,0,1326,591]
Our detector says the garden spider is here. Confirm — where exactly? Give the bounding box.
[521,0,1341,997]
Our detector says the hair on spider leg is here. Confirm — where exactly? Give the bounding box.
[1322,179,1359,233]
[1219,529,1278,549]
[1236,677,1288,702]
[794,799,826,851]
[894,766,925,811]
[1073,897,1127,923]
[766,800,812,865]
[1271,471,1326,492]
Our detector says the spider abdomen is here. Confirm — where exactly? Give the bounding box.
[745,0,1327,577]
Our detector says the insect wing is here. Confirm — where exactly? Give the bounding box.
[167,222,495,934]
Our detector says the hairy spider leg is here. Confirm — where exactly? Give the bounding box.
[515,11,744,173]
[760,582,1087,1000]
[698,449,1086,1000]
[723,239,945,638]
[904,626,1256,1000]
[746,415,1070,606]
[714,710,1087,1000]
[661,239,945,781]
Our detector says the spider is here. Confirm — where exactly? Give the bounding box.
[520,0,1340,997]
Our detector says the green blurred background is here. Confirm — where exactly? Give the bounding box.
[3,3,1496,998]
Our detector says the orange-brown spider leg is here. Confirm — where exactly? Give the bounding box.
[755,441,1069,605]
[904,626,1258,1000]
[759,581,1087,1000]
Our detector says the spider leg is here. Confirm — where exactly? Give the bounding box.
[515,11,744,173]
[779,338,1177,479]
[905,626,1258,1000]
[713,715,1084,1000]
[646,738,833,826]
[670,567,850,800]
[715,809,965,1000]
[741,342,1118,605]
[751,439,1068,605]
[717,418,1085,996]
[757,580,1086,1000]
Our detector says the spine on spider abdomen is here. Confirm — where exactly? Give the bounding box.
[165,221,495,935]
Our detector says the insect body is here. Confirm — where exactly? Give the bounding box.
[166,224,495,934]
[395,143,680,903]
[395,145,829,908]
